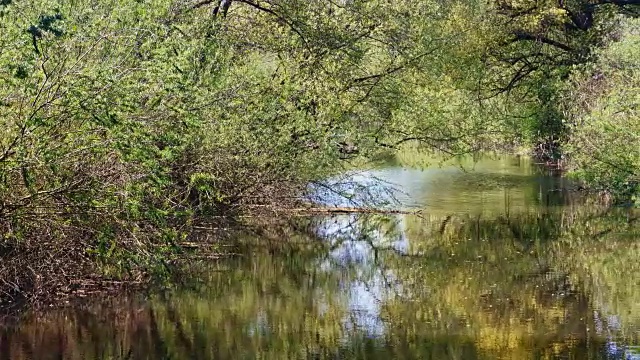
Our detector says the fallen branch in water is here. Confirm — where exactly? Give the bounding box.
[278,206,421,215]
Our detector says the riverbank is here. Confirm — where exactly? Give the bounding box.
[0,216,234,311]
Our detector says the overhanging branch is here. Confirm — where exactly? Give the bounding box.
[511,31,575,53]
[236,0,309,48]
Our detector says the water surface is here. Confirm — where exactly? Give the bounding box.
[1,156,639,359]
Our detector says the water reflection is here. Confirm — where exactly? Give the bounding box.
[316,214,408,339]
[308,155,574,213]
[1,156,638,359]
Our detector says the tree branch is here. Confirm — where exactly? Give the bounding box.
[352,49,436,84]
[511,31,575,53]
[236,0,309,48]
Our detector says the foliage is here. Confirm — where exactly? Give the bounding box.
[430,0,640,162]
[0,0,236,302]
[564,17,640,203]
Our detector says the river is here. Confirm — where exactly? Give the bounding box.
[1,156,638,359]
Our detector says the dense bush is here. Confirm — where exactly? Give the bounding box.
[0,0,236,302]
[564,18,640,204]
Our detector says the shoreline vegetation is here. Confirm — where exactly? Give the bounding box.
[0,0,638,309]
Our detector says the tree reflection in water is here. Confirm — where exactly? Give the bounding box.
[1,158,638,359]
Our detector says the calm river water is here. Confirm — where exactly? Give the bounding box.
[1,156,638,359]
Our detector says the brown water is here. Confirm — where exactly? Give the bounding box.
[1,156,639,359]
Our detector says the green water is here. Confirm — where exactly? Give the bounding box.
[1,156,639,359]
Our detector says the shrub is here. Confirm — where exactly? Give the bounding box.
[564,17,640,204]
